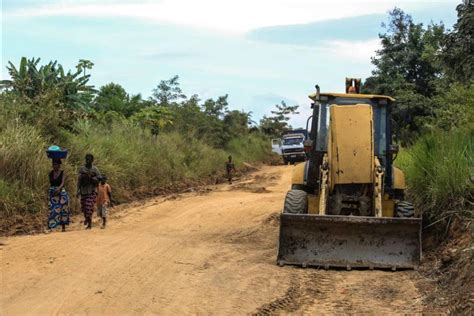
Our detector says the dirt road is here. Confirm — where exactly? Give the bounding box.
[1,165,425,314]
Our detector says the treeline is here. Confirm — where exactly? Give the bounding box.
[364,2,473,223]
[363,3,473,144]
[0,57,299,232]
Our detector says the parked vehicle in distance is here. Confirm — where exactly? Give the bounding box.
[280,132,306,164]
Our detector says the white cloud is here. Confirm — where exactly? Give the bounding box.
[6,0,455,33]
[319,38,381,63]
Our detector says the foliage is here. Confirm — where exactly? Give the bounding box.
[363,6,473,145]
[0,104,269,220]
[93,82,144,117]
[0,57,95,109]
[0,121,50,215]
[362,8,446,144]
[441,1,474,82]
[395,130,473,221]
[259,101,299,137]
[76,59,94,78]
[365,8,445,97]
[151,75,186,107]
[0,58,273,228]
[431,83,474,131]
[131,106,174,135]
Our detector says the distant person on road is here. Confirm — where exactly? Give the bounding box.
[96,176,112,229]
[226,155,237,184]
[77,153,101,229]
[47,159,70,232]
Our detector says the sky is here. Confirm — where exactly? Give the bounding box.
[1,0,459,127]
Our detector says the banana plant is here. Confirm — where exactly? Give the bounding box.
[1,57,96,109]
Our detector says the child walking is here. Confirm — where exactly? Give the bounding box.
[96,176,112,229]
[225,155,237,184]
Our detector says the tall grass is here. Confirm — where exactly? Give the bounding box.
[395,129,473,221]
[64,121,230,201]
[0,116,271,231]
[0,122,50,215]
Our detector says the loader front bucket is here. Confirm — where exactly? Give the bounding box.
[277,214,422,270]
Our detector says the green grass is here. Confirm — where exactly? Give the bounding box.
[0,122,50,215]
[395,129,473,221]
[0,117,271,228]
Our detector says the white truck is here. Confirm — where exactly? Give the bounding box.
[280,133,306,164]
[271,129,307,164]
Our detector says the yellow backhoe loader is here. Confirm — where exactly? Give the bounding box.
[277,79,422,270]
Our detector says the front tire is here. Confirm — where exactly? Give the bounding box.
[283,190,308,214]
[396,201,415,217]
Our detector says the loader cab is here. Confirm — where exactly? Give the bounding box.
[307,92,396,192]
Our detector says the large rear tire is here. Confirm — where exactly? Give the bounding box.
[283,190,308,214]
[396,201,415,218]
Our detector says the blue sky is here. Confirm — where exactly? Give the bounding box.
[1,0,459,127]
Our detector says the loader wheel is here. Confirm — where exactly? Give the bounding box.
[396,201,415,218]
[283,190,308,214]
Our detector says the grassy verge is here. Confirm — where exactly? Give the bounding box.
[395,130,473,314]
[395,129,473,222]
[0,119,271,235]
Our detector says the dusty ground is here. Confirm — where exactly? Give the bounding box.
[1,165,429,315]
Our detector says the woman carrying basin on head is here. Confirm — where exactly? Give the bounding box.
[47,158,70,232]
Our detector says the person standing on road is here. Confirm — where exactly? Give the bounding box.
[96,175,112,229]
[77,153,101,229]
[47,159,70,232]
[226,155,237,184]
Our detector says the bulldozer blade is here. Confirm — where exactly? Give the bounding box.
[277,214,422,269]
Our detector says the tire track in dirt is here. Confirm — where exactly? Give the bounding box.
[254,271,331,315]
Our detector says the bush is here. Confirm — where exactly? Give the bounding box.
[395,129,473,221]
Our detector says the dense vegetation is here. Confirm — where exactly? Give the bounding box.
[365,2,473,224]
[0,58,303,232]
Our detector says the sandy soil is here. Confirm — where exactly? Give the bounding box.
[1,165,426,315]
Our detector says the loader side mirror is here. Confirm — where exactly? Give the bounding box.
[304,139,313,153]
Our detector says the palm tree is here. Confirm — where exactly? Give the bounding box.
[77,59,94,78]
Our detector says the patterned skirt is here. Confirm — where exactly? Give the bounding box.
[81,192,97,219]
[48,187,70,229]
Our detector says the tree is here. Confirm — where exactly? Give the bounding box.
[93,82,144,117]
[365,8,445,97]
[222,110,252,143]
[203,95,229,118]
[131,106,174,135]
[76,59,94,78]
[271,101,299,121]
[441,0,474,82]
[362,8,447,143]
[259,101,299,137]
[151,75,186,107]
